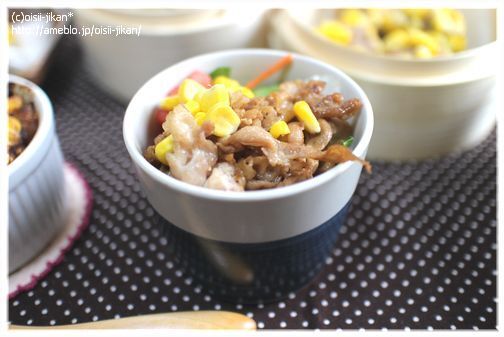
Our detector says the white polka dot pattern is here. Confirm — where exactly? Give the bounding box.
[9,37,496,330]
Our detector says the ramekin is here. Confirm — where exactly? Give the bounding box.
[8,75,67,273]
[75,9,267,101]
[269,9,497,160]
[123,49,373,301]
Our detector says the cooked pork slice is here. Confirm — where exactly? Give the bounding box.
[204,162,245,191]
[164,106,218,186]
[307,119,333,150]
[312,98,362,120]
[284,122,304,145]
[315,144,372,173]
[219,126,277,153]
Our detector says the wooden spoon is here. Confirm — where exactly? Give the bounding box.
[10,311,256,330]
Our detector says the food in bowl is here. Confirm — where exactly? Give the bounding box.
[144,55,370,191]
[316,9,467,58]
[8,82,39,164]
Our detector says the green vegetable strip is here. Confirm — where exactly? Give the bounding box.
[210,67,231,80]
[253,84,280,97]
[340,136,354,147]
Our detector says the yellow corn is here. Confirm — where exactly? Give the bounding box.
[269,120,290,139]
[340,9,369,27]
[448,35,466,52]
[8,96,23,113]
[381,10,409,32]
[178,79,205,103]
[206,102,241,137]
[367,9,386,27]
[429,31,451,54]
[8,24,15,45]
[198,84,230,112]
[194,112,207,126]
[409,28,440,55]
[239,86,255,98]
[8,116,22,145]
[409,15,424,30]
[160,95,179,110]
[184,100,200,115]
[414,45,433,59]
[384,29,411,53]
[432,9,466,36]
[214,76,241,91]
[320,8,466,57]
[214,76,255,98]
[293,101,320,134]
[318,21,353,45]
[155,135,174,165]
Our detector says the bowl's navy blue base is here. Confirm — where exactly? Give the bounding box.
[158,201,351,304]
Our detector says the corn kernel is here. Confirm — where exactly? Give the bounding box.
[198,84,230,112]
[155,135,174,165]
[8,24,15,45]
[384,29,411,53]
[206,102,241,137]
[381,10,409,32]
[178,79,205,103]
[269,120,290,139]
[184,100,200,115]
[293,101,320,134]
[214,76,241,91]
[194,112,207,126]
[239,86,255,98]
[432,9,466,36]
[429,31,451,53]
[409,28,440,55]
[414,45,433,59]
[409,15,424,30]
[448,35,466,52]
[367,9,386,27]
[8,116,22,145]
[340,9,369,27]
[194,90,204,104]
[8,96,23,113]
[318,21,353,45]
[160,95,179,110]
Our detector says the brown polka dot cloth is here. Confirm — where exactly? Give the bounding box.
[9,36,496,330]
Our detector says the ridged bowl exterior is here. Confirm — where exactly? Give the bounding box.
[8,75,67,273]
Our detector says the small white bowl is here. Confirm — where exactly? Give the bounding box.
[269,9,497,160]
[9,75,67,273]
[75,9,267,102]
[123,49,373,244]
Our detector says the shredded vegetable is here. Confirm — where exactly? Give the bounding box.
[245,54,294,89]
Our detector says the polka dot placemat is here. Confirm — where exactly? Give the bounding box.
[8,36,496,330]
[9,163,93,299]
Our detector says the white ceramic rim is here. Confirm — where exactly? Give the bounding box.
[7,75,53,177]
[76,9,251,36]
[271,11,497,87]
[287,9,497,64]
[124,49,374,202]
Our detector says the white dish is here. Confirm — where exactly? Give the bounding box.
[9,75,68,273]
[75,9,268,102]
[123,49,373,244]
[269,9,497,160]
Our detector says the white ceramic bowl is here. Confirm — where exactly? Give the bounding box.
[75,9,267,102]
[8,75,67,273]
[269,9,497,160]
[123,49,373,244]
